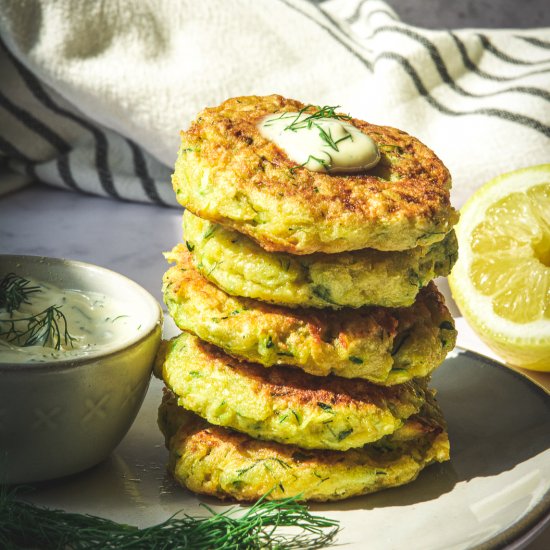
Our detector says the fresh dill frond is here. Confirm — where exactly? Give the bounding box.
[314,123,352,152]
[0,305,76,350]
[0,273,41,314]
[283,105,351,132]
[290,154,331,174]
[264,105,351,132]
[0,485,340,549]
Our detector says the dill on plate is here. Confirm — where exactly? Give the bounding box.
[0,486,339,549]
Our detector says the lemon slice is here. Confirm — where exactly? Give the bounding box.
[449,164,550,371]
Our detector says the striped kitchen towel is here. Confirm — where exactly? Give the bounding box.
[0,0,549,208]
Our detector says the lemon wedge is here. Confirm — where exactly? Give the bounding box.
[449,164,550,371]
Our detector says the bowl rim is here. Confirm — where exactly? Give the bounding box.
[0,254,163,371]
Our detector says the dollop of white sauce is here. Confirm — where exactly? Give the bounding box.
[0,277,141,363]
[259,111,380,174]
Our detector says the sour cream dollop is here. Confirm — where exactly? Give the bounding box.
[259,111,380,174]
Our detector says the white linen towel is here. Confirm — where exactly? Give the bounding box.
[0,0,549,208]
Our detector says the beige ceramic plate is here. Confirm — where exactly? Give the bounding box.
[18,347,550,549]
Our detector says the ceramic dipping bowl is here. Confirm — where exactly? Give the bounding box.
[0,255,162,484]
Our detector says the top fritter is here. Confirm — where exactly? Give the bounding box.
[173,95,458,254]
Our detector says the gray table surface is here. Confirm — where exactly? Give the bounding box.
[1,1,549,548]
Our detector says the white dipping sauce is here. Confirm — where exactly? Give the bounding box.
[0,276,140,363]
[259,111,380,174]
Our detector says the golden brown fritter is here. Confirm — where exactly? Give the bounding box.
[158,389,450,502]
[181,211,458,309]
[154,331,429,451]
[163,248,456,383]
[173,95,458,254]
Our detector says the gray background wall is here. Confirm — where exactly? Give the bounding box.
[384,0,550,29]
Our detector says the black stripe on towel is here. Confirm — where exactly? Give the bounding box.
[330,18,550,102]
[0,135,38,180]
[0,90,71,153]
[384,27,550,102]
[327,14,550,103]
[0,133,79,190]
[346,0,368,25]
[0,91,80,189]
[0,39,119,199]
[516,36,550,49]
[284,0,373,71]
[476,34,550,66]
[344,0,398,23]
[377,52,550,138]
[56,155,79,190]
[366,8,397,23]
[367,26,550,87]
[125,138,165,205]
[449,32,550,82]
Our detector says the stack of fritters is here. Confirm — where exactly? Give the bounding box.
[156,95,458,502]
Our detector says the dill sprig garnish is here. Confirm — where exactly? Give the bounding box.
[265,104,351,132]
[0,486,340,549]
[315,124,353,152]
[0,273,41,314]
[0,273,76,350]
[0,305,76,350]
[290,154,331,174]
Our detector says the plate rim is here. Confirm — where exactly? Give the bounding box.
[450,347,550,550]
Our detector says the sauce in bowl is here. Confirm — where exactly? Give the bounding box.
[0,274,143,363]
